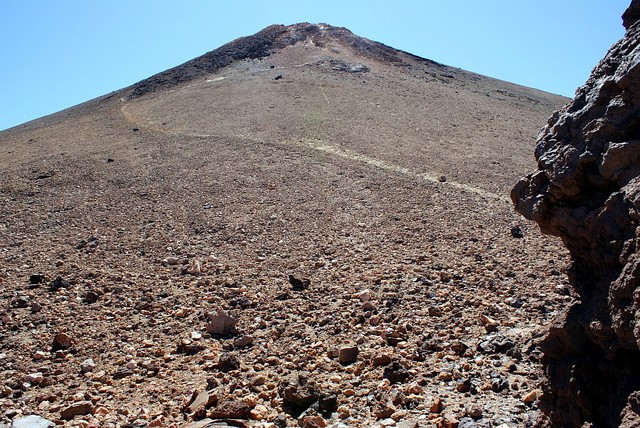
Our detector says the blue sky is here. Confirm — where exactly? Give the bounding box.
[0,0,630,131]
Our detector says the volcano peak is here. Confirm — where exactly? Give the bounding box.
[128,22,415,98]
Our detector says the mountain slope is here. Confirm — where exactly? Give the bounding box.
[0,23,570,427]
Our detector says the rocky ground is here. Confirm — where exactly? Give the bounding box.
[0,24,570,427]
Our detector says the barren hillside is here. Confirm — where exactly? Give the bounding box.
[0,23,570,428]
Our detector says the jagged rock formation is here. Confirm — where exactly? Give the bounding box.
[512,2,640,426]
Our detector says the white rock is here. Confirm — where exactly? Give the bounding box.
[11,415,55,428]
[80,358,96,373]
[206,308,238,335]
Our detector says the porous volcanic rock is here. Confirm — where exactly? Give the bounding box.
[511,2,640,426]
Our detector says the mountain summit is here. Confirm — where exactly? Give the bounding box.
[119,23,567,195]
[0,23,570,427]
[129,23,415,98]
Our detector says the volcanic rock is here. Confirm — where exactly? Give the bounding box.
[48,277,69,291]
[216,353,240,373]
[80,358,96,373]
[206,309,238,335]
[289,274,310,291]
[511,2,640,426]
[28,275,46,285]
[11,415,55,428]
[338,345,359,364]
[209,399,249,420]
[59,401,93,420]
[383,362,410,384]
[51,333,72,351]
[279,372,320,412]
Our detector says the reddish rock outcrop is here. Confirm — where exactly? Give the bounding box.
[512,2,640,426]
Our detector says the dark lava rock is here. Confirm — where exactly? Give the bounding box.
[83,290,99,304]
[29,274,46,285]
[49,276,69,291]
[490,376,509,393]
[289,274,310,291]
[112,367,134,380]
[477,334,515,355]
[623,0,640,29]
[326,59,369,73]
[279,372,320,412]
[12,296,29,308]
[510,225,523,239]
[76,236,98,250]
[217,352,240,372]
[511,2,640,426]
[383,361,410,384]
[318,393,338,414]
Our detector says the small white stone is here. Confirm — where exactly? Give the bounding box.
[80,358,96,373]
[11,415,55,428]
[206,308,238,335]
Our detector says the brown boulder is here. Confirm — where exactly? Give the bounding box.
[60,401,93,420]
[208,400,251,419]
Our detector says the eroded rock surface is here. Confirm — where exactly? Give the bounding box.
[512,2,640,426]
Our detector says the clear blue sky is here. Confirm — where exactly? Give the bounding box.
[0,0,630,131]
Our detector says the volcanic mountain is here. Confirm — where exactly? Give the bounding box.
[0,23,570,427]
